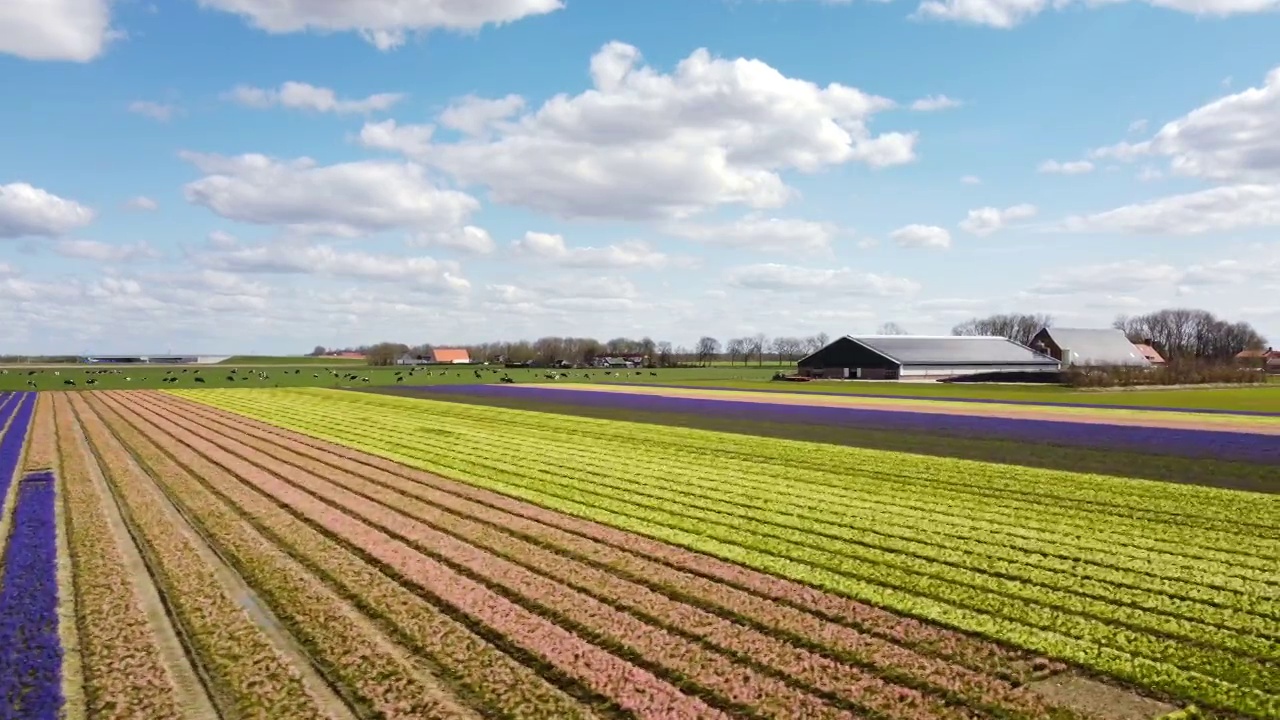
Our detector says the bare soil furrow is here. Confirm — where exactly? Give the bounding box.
[66,393,334,720]
[50,393,212,720]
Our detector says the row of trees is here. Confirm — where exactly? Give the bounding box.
[949,309,1267,361]
[312,308,1266,369]
[1112,309,1267,361]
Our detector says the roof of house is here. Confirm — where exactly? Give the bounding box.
[1236,348,1279,359]
[1132,343,1165,363]
[1036,327,1151,367]
[800,335,1059,367]
[431,347,471,363]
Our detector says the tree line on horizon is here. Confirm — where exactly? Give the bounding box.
[309,307,1267,368]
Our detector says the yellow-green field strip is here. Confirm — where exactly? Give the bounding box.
[533,384,1280,434]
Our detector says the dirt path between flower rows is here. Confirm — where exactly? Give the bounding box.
[54,393,220,720]
[67,393,357,720]
[543,385,1280,435]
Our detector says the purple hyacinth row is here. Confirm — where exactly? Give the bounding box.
[419,384,1280,465]
[0,472,63,720]
[0,393,36,507]
[637,383,1280,418]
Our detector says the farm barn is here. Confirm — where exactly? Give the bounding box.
[796,335,1060,380]
[1029,327,1154,367]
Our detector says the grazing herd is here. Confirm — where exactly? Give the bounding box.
[2,364,664,391]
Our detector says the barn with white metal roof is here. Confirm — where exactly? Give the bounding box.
[1028,327,1153,367]
[796,335,1060,380]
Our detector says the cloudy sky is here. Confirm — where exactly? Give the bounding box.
[1,0,1278,355]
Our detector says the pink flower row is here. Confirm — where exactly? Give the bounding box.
[68,394,328,719]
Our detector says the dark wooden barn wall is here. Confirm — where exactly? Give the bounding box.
[797,338,897,371]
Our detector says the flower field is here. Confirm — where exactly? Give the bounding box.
[415,383,1280,464]
[0,386,1275,719]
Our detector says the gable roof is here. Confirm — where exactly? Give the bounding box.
[849,335,1058,365]
[431,347,471,363]
[1037,327,1151,367]
[1132,343,1165,363]
[798,335,1059,367]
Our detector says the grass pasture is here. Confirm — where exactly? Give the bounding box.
[1,386,1277,719]
[2,360,1278,413]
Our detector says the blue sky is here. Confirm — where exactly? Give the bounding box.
[1,0,1277,355]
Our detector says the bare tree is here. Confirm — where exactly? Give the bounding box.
[767,336,802,363]
[308,345,327,357]
[877,322,909,335]
[750,333,769,366]
[1114,308,1266,361]
[639,337,657,364]
[952,314,1051,346]
[695,336,721,366]
[814,331,830,349]
[366,342,409,366]
[726,337,747,365]
[769,337,787,363]
[656,341,674,367]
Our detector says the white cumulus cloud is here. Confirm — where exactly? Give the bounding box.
[359,41,917,221]
[512,232,672,269]
[128,101,178,122]
[1091,66,1280,184]
[912,0,1279,29]
[725,263,921,296]
[53,239,159,262]
[412,226,497,255]
[225,82,405,115]
[180,151,480,237]
[0,182,95,239]
[1056,184,1280,235]
[958,203,1037,236]
[124,196,159,211]
[194,0,565,50]
[197,242,471,293]
[1037,159,1094,175]
[661,214,841,253]
[0,0,114,62]
[910,94,963,111]
[890,223,952,249]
